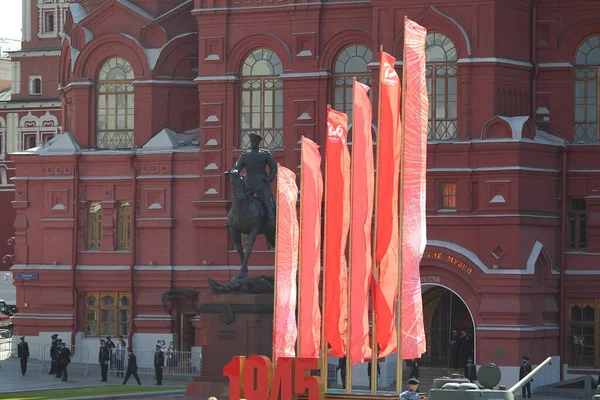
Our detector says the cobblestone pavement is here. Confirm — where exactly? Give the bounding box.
[0,357,188,394]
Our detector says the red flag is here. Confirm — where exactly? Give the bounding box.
[349,81,374,365]
[324,108,350,358]
[273,165,299,362]
[298,136,324,358]
[373,51,401,358]
[401,17,428,359]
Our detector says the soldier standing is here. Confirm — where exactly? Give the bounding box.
[464,358,477,383]
[17,336,30,375]
[99,339,110,382]
[58,342,71,382]
[106,336,116,373]
[48,334,58,374]
[400,378,420,400]
[336,357,346,389]
[122,348,142,386]
[232,133,278,228]
[154,344,165,385]
[55,338,63,379]
[519,356,533,398]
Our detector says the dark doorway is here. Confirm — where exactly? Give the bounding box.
[420,285,474,368]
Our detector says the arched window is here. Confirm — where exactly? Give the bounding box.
[426,32,458,140]
[46,13,55,33]
[574,36,600,143]
[97,57,135,149]
[333,45,373,123]
[240,49,283,149]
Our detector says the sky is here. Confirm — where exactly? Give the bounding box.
[0,0,23,52]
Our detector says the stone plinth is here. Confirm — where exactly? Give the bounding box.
[185,293,274,397]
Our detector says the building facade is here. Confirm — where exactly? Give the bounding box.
[0,1,68,273]
[7,0,600,389]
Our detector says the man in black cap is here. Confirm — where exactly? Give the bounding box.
[49,334,58,374]
[58,342,71,382]
[400,378,420,400]
[519,356,533,398]
[154,344,165,385]
[106,336,116,373]
[17,336,29,375]
[99,339,110,382]
[122,348,141,386]
[233,133,278,228]
[55,338,64,378]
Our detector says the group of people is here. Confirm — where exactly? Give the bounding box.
[48,334,72,381]
[449,327,475,370]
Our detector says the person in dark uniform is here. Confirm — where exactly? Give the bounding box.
[336,357,346,389]
[122,348,142,385]
[232,133,278,228]
[400,378,420,400]
[459,328,472,367]
[58,342,71,382]
[55,338,63,378]
[367,359,380,389]
[519,356,533,398]
[154,344,165,385]
[106,336,116,373]
[409,358,420,379]
[17,336,30,375]
[464,358,477,383]
[48,334,58,374]
[99,339,110,382]
[449,328,460,368]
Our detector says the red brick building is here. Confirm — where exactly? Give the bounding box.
[8,0,600,390]
[0,0,67,274]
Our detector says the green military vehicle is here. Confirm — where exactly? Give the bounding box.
[426,357,552,400]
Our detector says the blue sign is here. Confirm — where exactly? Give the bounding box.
[16,273,39,281]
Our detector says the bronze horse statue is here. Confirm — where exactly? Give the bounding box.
[223,169,276,277]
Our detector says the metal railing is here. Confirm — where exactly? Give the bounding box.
[42,343,91,375]
[108,349,201,381]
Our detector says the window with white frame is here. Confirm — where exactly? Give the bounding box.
[0,117,5,159]
[29,76,42,95]
[0,167,7,187]
[37,0,73,39]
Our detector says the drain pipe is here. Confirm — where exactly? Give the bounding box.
[559,146,567,380]
[128,153,138,349]
[70,154,80,352]
[531,0,544,119]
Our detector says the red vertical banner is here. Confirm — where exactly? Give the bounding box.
[401,17,428,360]
[324,108,351,358]
[298,136,324,359]
[373,51,401,358]
[349,81,374,365]
[273,165,299,362]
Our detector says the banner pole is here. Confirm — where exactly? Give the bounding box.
[272,164,282,368]
[345,79,358,395]
[395,16,409,395]
[297,142,305,357]
[321,106,331,389]
[370,44,384,395]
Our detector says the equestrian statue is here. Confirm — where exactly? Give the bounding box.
[208,133,277,294]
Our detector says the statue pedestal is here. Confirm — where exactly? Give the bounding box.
[185,293,274,397]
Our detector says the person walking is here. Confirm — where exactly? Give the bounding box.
[58,342,71,382]
[99,339,110,382]
[400,378,420,400]
[122,348,142,386]
[154,344,165,385]
[17,336,30,375]
[48,334,58,375]
[519,356,533,398]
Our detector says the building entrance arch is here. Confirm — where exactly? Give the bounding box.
[420,283,475,369]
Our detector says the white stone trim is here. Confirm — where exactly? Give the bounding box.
[134,314,174,321]
[134,265,275,271]
[136,174,200,179]
[76,265,130,271]
[429,6,472,56]
[538,62,572,68]
[565,270,600,275]
[11,61,20,95]
[11,264,71,270]
[279,71,330,79]
[12,313,74,320]
[457,57,533,67]
[428,213,558,219]
[9,50,61,58]
[79,176,133,181]
[476,324,559,332]
[12,176,74,181]
[194,75,239,82]
[132,80,195,85]
[427,166,559,173]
